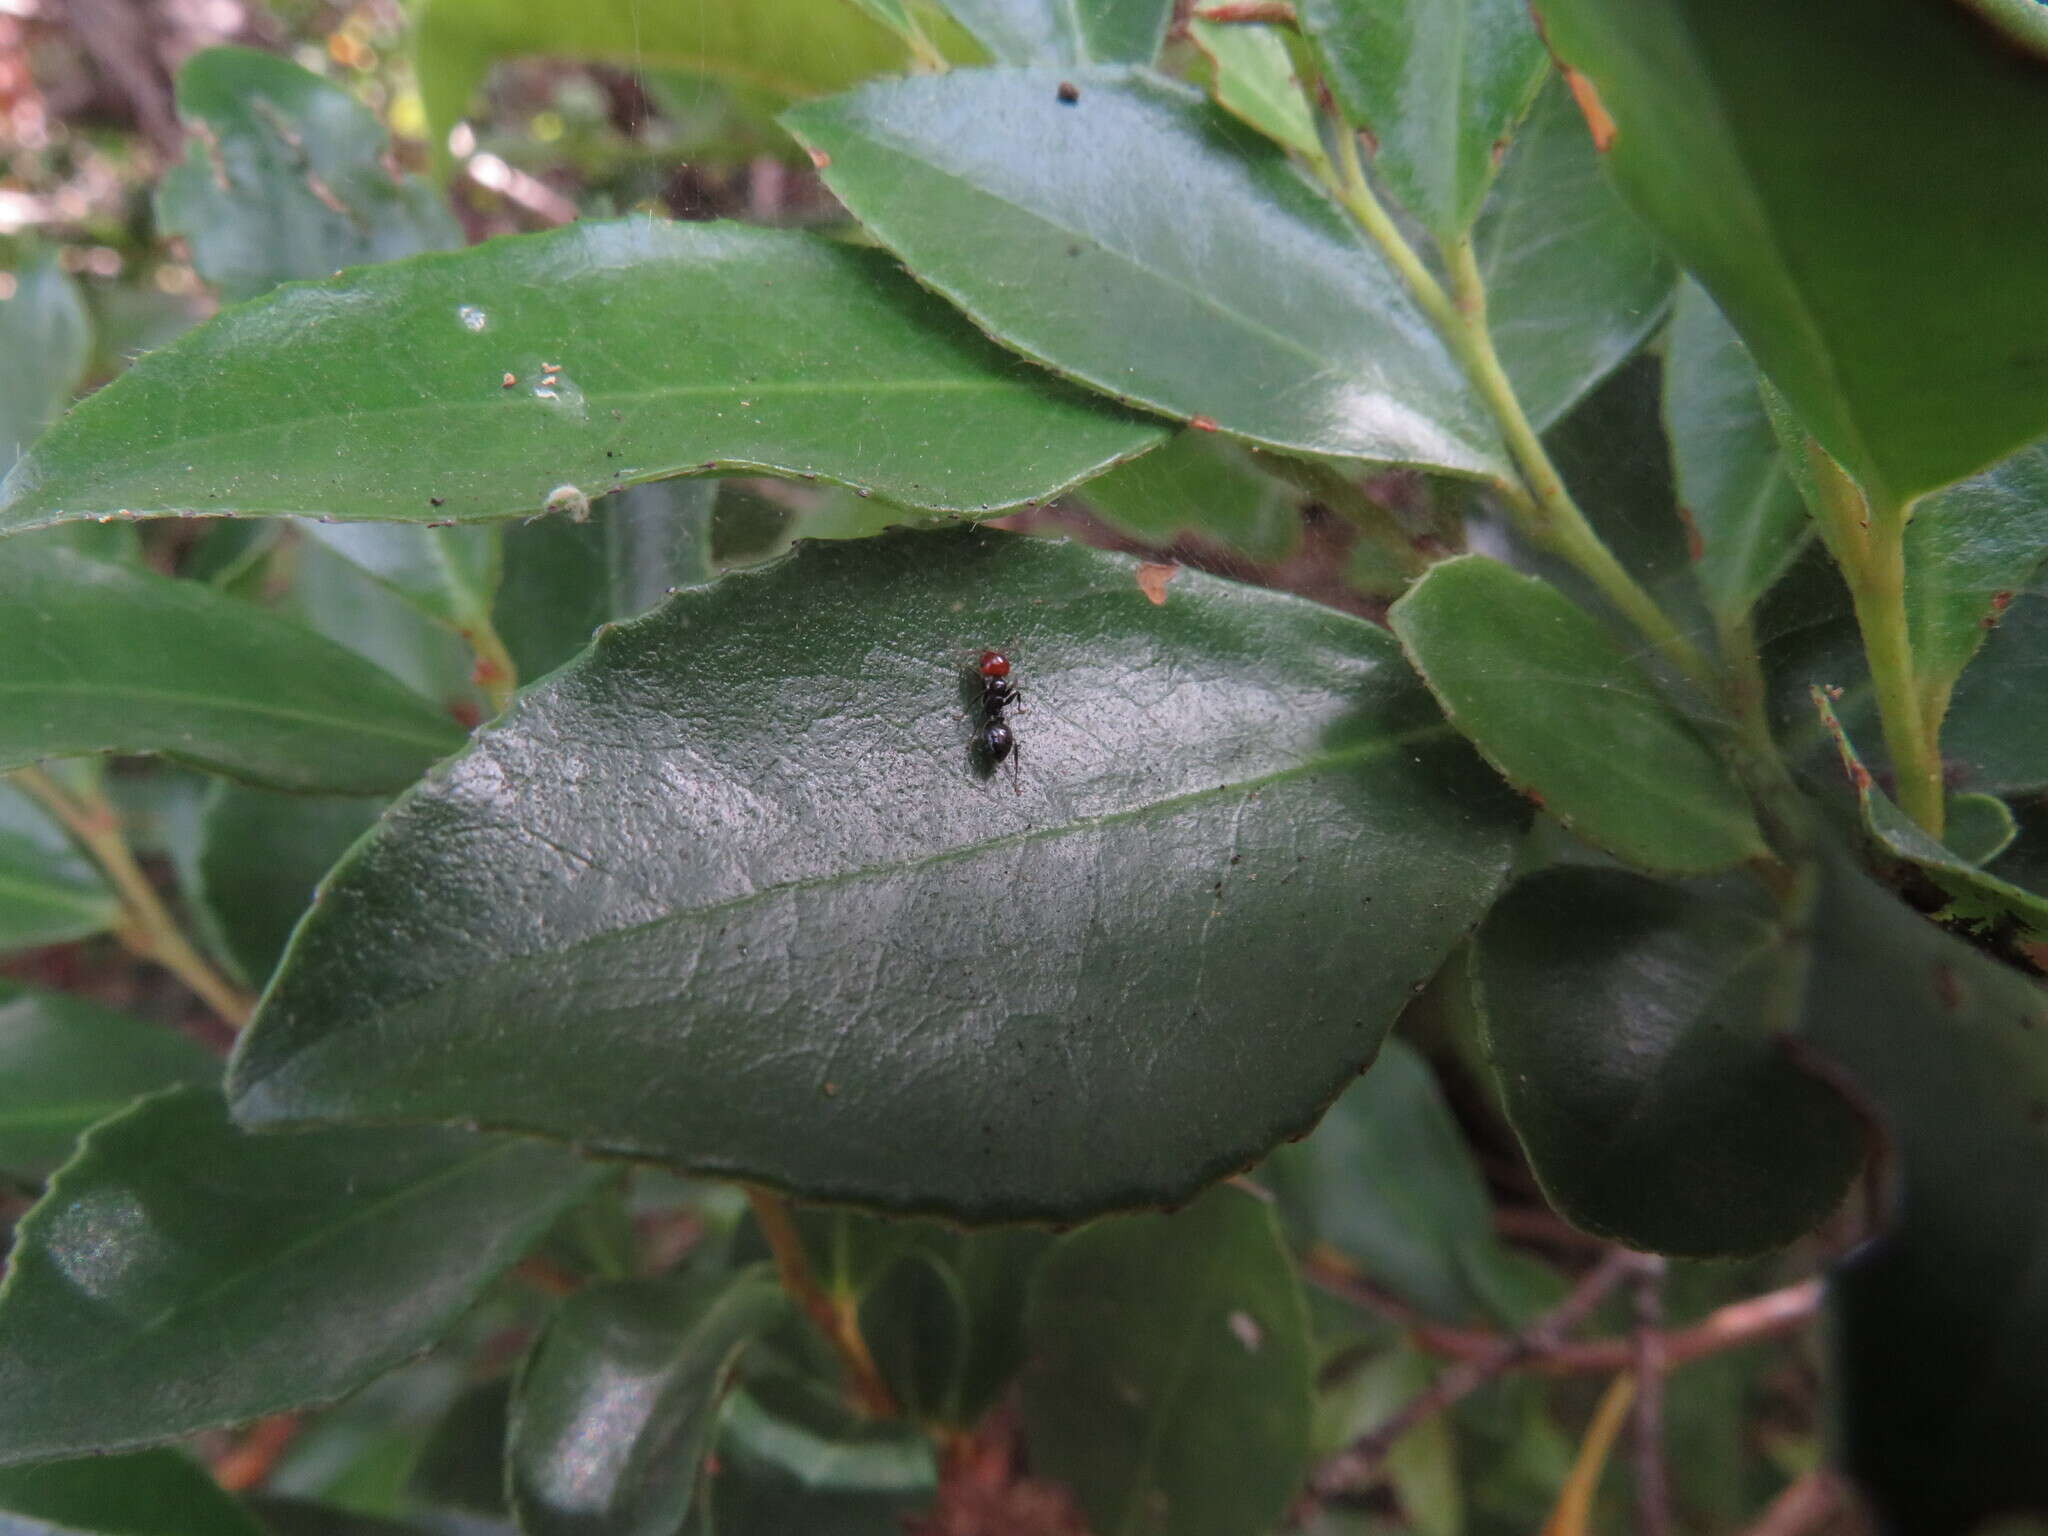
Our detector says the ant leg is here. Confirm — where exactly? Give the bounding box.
[1008,737,1023,793]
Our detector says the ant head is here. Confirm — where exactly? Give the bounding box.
[977,650,1011,680]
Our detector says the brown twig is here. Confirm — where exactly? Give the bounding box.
[745,1187,898,1420]
[212,1413,301,1492]
[1631,1256,1672,1536]
[1312,1250,1645,1495]
[1740,1469,1853,1536]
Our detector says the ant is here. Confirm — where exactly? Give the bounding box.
[972,649,1022,782]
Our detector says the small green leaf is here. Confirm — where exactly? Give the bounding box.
[1080,431,1302,561]
[228,528,1524,1221]
[1946,793,2019,867]
[941,0,1172,64]
[0,221,1164,534]
[1475,868,1861,1255]
[1804,862,2048,1531]
[1189,19,1327,166]
[705,1370,937,1534]
[195,784,384,988]
[1473,77,1675,433]
[1389,555,1766,873]
[156,48,461,304]
[784,70,1507,475]
[298,523,502,636]
[508,1269,787,1536]
[0,547,465,793]
[0,982,218,1176]
[1022,1184,1313,1536]
[1296,0,1547,240]
[0,1449,267,1536]
[1536,0,2048,505]
[407,1378,511,1518]
[1263,1037,1517,1325]
[859,1250,971,1422]
[0,781,117,954]
[1315,1347,1460,1536]
[0,1086,605,1464]
[1,249,90,467]
[1662,280,1810,623]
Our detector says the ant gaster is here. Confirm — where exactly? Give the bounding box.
[974,650,1021,773]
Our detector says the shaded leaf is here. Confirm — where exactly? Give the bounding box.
[0,221,1165,533]
[0,1086,605,1464]
[0,982,218,1177]
[508,1269,786,1536]
[784,70,1507,475]
[196,785,384,989]
[1021,1185,1312,1536]
[1389,554,1765,873]
[1536,0,2048,505]
[1473,76,1675,433]
[229,528,1524,1221]
[1,250,90,468]
[1662,279,1810,623]
[1475,867,1861,1255]
[0,1450,266,1536]
[156,48,461,304]
[0,781,116,955]
[406,1377,510,1517]
[941,0,1171,64]
[0,547,465,794]
[298,523,501,637]
[1315,1347,1460,1536]
[1080,431,1302,562]
[1296,0,1546,240]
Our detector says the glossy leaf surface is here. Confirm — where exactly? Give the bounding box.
[1662,280,1809,623]
[1476,869,1860,1255]
[156,48,460,304]
[508,1269,786,1536]
[1804,864,2048,1531]
[0,547,464,793]
[1390,555,1765,873]
[784,70,1507,476]
[0,983,218,1177]
[1188,18,1324,164]
[1,250,90,466]
[230,529,1524,1221]
[0,221,1164,533]
[1021,1185,1312,1536]
[1473,78,1674,433]
[1296,0,1545,240]
[941,0,1171,64]
[0,1450,266,1536]
[0,1087,604,1464]
[1537,0,2048,505]
[0,781,116,954]
[196,786,384,987]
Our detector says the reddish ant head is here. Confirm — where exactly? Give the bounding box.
[977,650,1011,680]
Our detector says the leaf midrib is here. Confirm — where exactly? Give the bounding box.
[0,679,458,756]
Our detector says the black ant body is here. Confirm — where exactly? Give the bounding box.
[973,650,1021,776]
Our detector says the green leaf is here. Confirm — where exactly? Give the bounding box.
[1473,76,1675,433]
[1080,431,1303,562]
[406,1377,510,1517]
[1,249,91,468]
[1803,862,2048,1531]
[1389,555,1766,873]
[1946,793,2020,868]
[1810,689,2048,945]
[1021,1184,1313,1536]
[508,1269,787,1536]
[1662,279,1810,624]
[940,0,1171,64]
[1535,0,2048,506]
[858,1251,970,1423]
[0,1086,605,1464]
[0,982,218,1176]
[297,524,501,636]
[0,221,1162,533]
[0,1449,267,1536]
[1315,1347,1460,1536]
[1263,1036,1517,1325]
[0,781,117,954]
[228,528,1524,1221]
[410,0,923,172]
[783,70,1507,476]
[0,547,465,793]
[1189,19,1326,165]
[243,1500,435,1536]
[1475,867,1861,1255]
[704,1371,937,1534]
[195,785,384,988]
[1295,0,1546,240]
[156,48,461,305]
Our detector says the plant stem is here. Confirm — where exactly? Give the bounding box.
[460,610,519,716]
[744,1186,898,1419]
[1803,445,1944,838]
[11,765,255,1028]
[898,6,948,71]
